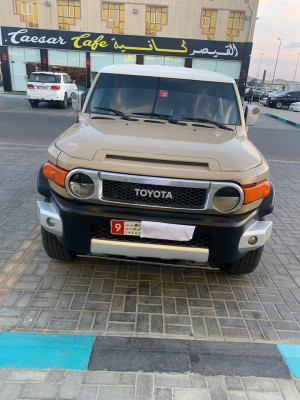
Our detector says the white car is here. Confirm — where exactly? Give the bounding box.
[289,102,300,112]
[27,71,77,109]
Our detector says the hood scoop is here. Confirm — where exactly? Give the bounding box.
[105,154,209,169]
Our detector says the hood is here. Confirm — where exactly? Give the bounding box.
[55,116,262,172]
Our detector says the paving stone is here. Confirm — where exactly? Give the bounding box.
[174,388,210,400]
[155,373,190,388]
[225,377,244,391]
[118,372,136,385]
[207,376,228,400]
[45,370,65,384]
[8,370,47,382]
[189,375,207,388]
[97,386,135,400]
[19,383,60,399]
[78,385,99,400]
[155,388,172,400]
[83,372,118,385]
[0,383,23,400]
[135,373,154,400]
[59,371,84,400]
[277,379,300,400]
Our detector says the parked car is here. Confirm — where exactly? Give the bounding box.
[244,88,268,102]
[37,65,274,274]
[289,102,300,112]
[267,91,300,109]
[260,91,282,106]
[27,71,77,108]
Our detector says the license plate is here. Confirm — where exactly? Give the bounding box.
[111,220,141,236]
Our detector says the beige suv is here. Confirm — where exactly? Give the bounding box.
[37,65,274,274]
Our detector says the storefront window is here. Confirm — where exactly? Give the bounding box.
[8,47,41,91]
[144,56,165,65]
[144,56,185,67]
[90,53,137,82]
[216,60,241,79]
[192,59,217,71]
[192,58,241,80]
[48,49,86,87]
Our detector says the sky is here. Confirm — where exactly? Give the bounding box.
[248,0,300,83]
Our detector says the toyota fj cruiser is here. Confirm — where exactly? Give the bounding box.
[37,65,274,274]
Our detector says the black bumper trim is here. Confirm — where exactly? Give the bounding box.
[49,184,274,264]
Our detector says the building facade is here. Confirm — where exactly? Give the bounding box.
[0,0,259,94]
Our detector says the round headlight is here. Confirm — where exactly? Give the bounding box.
[213,187,241,212]
[69,173,95,199]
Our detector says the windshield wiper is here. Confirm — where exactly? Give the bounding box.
[182,117,234,131]
[92,107,135,121]
[132,112,186,126]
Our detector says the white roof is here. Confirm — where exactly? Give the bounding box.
[99,64,235,83]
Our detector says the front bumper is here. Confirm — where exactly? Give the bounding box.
[37,186,274,264]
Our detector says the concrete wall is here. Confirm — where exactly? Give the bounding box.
[0,0,259,42]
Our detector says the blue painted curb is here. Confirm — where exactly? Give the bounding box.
[0,332,95,370]
[277,344,300,379]
[265,113,300,129]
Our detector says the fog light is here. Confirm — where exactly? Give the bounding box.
[46,217,55,227]
[248,236,258,245]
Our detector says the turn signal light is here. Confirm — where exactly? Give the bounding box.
[43,161,68,188]
[27,84,34,89]
[242,180,271,204]
[51,85,60,90]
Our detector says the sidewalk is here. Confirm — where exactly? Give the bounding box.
[252,101,300,128]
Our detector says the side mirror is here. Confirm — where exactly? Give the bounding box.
[72,80,76,83]
[244,105,260,126]
[71,90,86,112]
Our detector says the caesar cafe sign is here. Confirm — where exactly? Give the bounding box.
[0,26,244,60]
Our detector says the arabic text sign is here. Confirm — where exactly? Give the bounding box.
[0,26,244,60]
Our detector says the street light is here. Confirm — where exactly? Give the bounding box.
[293,53,300,83]
[256,53,264,86]
[272,37,282,84]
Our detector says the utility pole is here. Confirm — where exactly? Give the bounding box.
[272,38,282,84]
[293,53,300,83]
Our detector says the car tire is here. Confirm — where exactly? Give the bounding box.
[275,101,283,109]
[41,227,77,261]
[29,100,39,108]
[216,246,264,274]
[59,94,68,109]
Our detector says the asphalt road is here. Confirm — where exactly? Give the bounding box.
[0,96,77,145]
[0,95,299,162]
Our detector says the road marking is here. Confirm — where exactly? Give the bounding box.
[267,159,300,164]
[277,344,300,379]
[0,142,47,148]
[0,332,94,370]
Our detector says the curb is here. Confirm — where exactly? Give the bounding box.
[0,331,300,379]
[265,113,300,129]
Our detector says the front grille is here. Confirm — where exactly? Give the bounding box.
[102,180,207,209]
[92,225,209,248]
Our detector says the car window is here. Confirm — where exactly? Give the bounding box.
[63,75,68,83]
[29,73,59,83]
[67,76,73,83]
[87,73,241,125]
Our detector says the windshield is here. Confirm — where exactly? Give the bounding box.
[29,73,60,83]
[87,73,241,125]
